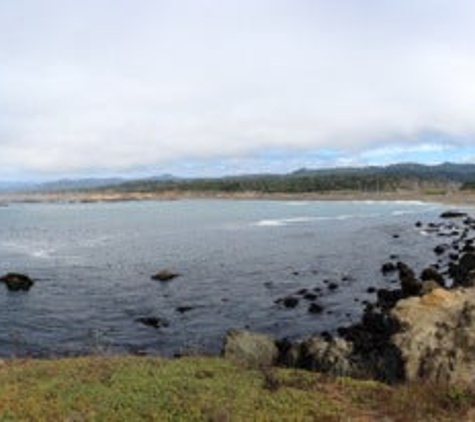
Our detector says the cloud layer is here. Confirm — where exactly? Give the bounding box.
[1,0,475,177]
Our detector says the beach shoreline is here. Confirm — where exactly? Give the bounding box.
[2,189,475,206]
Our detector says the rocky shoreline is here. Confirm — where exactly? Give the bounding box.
[223,210,475,385]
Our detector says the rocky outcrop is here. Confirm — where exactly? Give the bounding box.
[222,329,278,369]
[391,287,475,384]
[0,273,34,291]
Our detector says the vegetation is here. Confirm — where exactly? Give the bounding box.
[90,163,473,195]
[0,356,474,421]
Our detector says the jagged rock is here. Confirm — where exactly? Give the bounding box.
[223,329,278,368]
[151,270,180,282]
[0,273,34,291]
[391,287,475,384]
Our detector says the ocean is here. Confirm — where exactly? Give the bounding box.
[0,199,459,357]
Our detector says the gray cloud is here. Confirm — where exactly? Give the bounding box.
[1,0,475,176]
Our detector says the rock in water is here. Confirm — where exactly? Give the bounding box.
[136,317,169,329]
[391,287,475,384]
[0,273,34,291]
[222,329,278,368]
[397,262,422,296]
[420,267,445,287]
[440,210,468,219]
[151,270,180,282]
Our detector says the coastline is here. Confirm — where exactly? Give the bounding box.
[2,189,475,206]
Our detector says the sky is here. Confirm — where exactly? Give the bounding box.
[1,0,475,180]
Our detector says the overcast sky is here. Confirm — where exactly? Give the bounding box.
[1,0,475,180]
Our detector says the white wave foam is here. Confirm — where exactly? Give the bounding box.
[285,201,311,206]
[1,241,55,259]
[254,214,366,227]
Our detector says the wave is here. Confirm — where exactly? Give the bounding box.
[0,241,55,259]
[253,214,375,227]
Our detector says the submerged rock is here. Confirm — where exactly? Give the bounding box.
[136,317,169,329]
[0,273,34,291]
[223,329,278,368]
[308,303,323,314]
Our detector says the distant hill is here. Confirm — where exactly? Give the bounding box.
[2,163,475,195]
[93,162,475,194]
[0,174,179,193]
[292,162,475,183]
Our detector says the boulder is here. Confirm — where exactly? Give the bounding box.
[0,273,34,291]
[223,329,278,368]
[151,270,180,282]
[391,287,475,384]
[279,336,357,377]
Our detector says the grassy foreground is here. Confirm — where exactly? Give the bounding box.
[0,356,474,421]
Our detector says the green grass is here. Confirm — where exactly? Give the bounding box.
[0,356,474,421]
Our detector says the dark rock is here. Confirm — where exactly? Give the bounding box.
[420,267,445,287]
[283,296,299,308]
[440,210,468,219]
[451,253,475,287]
[434,244,449,255]
[303,292,318,301]
[415,221,423,228]
[366,287,376,294]
[397,262,422,296]
[296,288,309,295]
[308,303,324,314]
[381,262,397,274]
[136,317,169,329]
[151,270,180,282]
[328,282,339,291]
[376,288,404,309]
[392,234,400,239]
[0,273,34,291]
[176,306,194,314]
